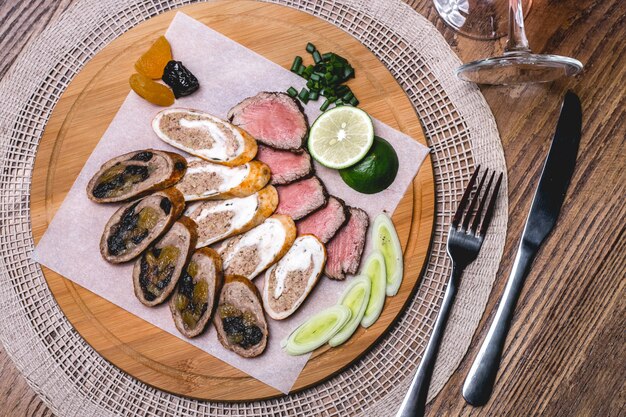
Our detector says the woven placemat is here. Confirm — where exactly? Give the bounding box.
[0,0,507,415]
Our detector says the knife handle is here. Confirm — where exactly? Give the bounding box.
[462,244,535,406]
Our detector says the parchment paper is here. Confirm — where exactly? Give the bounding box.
[33,13,429,394]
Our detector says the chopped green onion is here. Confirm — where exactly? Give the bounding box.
[291,56,303,72]
[298,88,310,103]
[336,85,349,95]
[320,98,331,111]
[288,44,360,108]
[287,87,298,97]
[349,97,359,106]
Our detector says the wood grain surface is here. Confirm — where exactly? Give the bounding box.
[29,0,433,401]
[1,0,624,415]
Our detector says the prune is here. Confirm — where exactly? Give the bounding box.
[93,177,122,198]
[162,60,199,98]
[107,203,140,255]
[222,312,262,348]
[223,316,245,336]
[241,325,263,348]
[130,229,148,244]
[156,275,171,290]
[92,165,148,199]
[179,272,194,298]
[130,151,153,161]
[107,234,126,256]
[160,197,172,214]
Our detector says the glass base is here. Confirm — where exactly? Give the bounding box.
[433,0,532,40]
[456,52,584,85]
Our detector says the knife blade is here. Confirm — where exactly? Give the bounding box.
[462,91,582,406]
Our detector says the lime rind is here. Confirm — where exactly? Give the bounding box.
[372,214,404,296]
[308,106,374,169]
[360,251,387,328]
[329,276,371,347]
[283,305,351,355]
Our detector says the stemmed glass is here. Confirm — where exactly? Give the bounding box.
[433,0,531,40]
[455,0,584,85]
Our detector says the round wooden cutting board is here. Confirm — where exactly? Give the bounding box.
[31,0,434,402]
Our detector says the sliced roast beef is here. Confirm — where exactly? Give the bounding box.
[256,145,312,185]
[324,207,369,280]
[296,196,349,243]
[227,92,308,151]
[275,176,328,221]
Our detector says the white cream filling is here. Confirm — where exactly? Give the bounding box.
[185,159,250,197]
[271,236,324,299]
[153,110,244,162]
[194,194,259,245]
[220,218,287,278]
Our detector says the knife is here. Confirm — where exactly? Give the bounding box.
[462,91,582,407]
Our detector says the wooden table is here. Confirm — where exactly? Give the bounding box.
[0,0,623,416]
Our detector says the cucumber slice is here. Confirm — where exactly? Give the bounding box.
[329,276,371,347]
[282,305,351,355]
[360,251,387,328]
[372,213,404,296]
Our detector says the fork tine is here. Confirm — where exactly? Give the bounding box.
[478,172,503,236]
[470,171,495,234]
[462,168,489,230]
[452,165,480,228]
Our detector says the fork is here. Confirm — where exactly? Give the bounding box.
[396,166,503,417]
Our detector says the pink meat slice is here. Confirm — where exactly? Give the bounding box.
[324,207,369,280]
[296,196,348,243]
[228,92,308,150]
[275,177,328,220]
[256,144,313,185]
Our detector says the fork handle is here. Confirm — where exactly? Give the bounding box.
[396,264,463,417]
[462,246,535,406]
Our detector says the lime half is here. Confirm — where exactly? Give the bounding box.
[308,106,374,169]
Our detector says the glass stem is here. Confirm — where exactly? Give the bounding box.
[505,0,531,53]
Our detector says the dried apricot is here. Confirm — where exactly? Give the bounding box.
[129,73,175,106]
[135,36,172,79]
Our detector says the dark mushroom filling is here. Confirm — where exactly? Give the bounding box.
[107,203,162,257]
[174,262,209,329]
[139,245,180,301]
[218,304,263,349]
[92,162,153,199]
